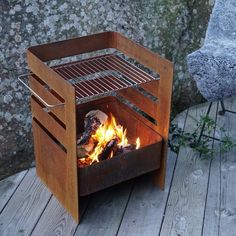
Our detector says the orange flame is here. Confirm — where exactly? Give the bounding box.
[136,137,140,149]
[80,113,140,166]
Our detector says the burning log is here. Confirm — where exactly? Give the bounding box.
[77,139,95,158]
[78,110,108,144]
[77,110,108,158]
[78,141,139,168]
[117,144,136,155]
[98,142,137,162]
[77,111,141,167]
[98,138,119,161]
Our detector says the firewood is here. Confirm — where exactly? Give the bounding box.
[98,138,119,161]
[77,138,95,158]
[116,144,136,155]
[78,158,91,168]
[77,110,108,158]
[77,110,108,145]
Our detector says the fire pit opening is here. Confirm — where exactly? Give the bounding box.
[76,97,161,166]
[76,96,163,196]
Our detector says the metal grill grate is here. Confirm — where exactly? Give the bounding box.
[52,54,159,102]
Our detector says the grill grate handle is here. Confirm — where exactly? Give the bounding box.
[18,73,65,111]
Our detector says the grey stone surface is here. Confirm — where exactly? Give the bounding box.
[187,0,236,101]
[0,0,212,175]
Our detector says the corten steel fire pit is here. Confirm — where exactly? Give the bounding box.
[20,31,173,223]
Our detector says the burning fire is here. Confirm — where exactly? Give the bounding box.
[79,114,140,166]
[136,137,140,149]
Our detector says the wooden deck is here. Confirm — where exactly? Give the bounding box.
[0,97,236,236]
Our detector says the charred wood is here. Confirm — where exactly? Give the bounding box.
[117,144,136,155]
[98,138,119,161]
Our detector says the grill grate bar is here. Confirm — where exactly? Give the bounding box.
[72,64,113,93]
[109,55,154,81]
[88,59,134,86]
[68,66,99,95]
[70,65,106,94]
[77,62,121,90]
[55,68,92,97]
[54,68,87,98]
[77,59,131,90]
[64,67,96,96]
[52,54,159,102]
[99,57,146,83]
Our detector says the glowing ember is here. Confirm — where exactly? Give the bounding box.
[79,113,140,166]
[136,137,140,149]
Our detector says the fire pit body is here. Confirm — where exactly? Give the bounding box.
[23,32,173,223]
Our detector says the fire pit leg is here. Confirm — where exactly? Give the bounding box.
[218,100,236,115]
[154,136,169,190]
[153,64,173,190]
[218,100,226,115]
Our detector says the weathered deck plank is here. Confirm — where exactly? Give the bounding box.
[202,102,221,236]
[31,196,84,236]
[117,111,188,236]
[0,170,28,213]
[0,169,51,236]
[74,181,133,236]
[160,103,217,236]
[218,98,236,236]
[202,144,221,236]
[117,151,176,236]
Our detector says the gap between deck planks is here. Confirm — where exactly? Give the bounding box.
[0,169,52,236]
[0,170,28,214]
[31,196,85,236]
[160,102,217,236]
[218,98,236,236]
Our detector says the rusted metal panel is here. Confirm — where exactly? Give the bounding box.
[79,142,162,196]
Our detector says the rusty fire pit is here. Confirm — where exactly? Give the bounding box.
[19,31,173,223]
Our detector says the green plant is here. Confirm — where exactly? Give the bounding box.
[169,114,236,158]
[219,127,236,152]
